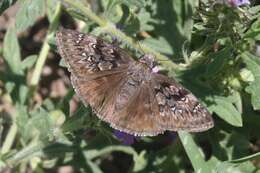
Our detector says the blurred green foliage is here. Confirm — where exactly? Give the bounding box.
[0,0,260,172]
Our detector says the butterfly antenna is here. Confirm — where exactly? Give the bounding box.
[136,41,145,55]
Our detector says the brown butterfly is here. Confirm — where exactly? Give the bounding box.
[56,29,214,136]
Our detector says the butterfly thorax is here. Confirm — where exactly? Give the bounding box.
[128,61,153,84]
[139,54,156,69]
[125,53,157,83]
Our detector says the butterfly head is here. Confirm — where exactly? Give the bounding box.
[139,54,158,73]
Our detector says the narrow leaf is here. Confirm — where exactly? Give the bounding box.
[21,55,38,70]
[178,131,212,172]
[3,26,22,75]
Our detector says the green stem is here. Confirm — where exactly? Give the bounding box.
[62,0,183,71]
[1,123,17,154]
[30,40,50,86]
[30,2,62,87]
[5,142,45,166]
[230,152,260,163]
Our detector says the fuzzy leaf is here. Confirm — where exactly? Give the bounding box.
[15,0,45,32]
[143,37,173,55]
[208,96,242,127]
[16,104,30,142]
[21,55,38,70]
[242,52,260,110]
[25,108,53,142]
[3,27,22,75]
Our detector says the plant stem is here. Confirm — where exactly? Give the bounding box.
[5,142,44,166]
[30,2,62,87]
[1,122,17,154]
[30,40,50,86]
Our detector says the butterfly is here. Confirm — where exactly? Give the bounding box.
[56,29,214,136]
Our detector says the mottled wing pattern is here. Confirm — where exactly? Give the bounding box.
[56,29,214,136]
[152,74,214,132]
[56,29,133,120]
[56,29,133,79]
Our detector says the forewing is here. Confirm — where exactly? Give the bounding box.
[152,74,214,132]
[55,29,133,80]
[56,29,134,120]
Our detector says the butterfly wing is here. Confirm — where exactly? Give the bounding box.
[56,29,134,120]
[56,29,133,80]
[70,66,163,136]
[56,29,214,136]
[151,74,214,132]
[108,79,164,136]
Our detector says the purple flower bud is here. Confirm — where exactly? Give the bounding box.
[228,0,250,6]
[216,0,250,7]
[113,130,136,145]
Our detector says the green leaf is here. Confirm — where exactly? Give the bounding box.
[244,16,260,40]
[21,55,38,70]
[242,52,260,110]
[178,131,212,172]
[19,84,29,105]
[61,105,89,132]
[153,0,198,57]
[0,0,16,15]
[136,8,155,31]
[216,161,258,173]
[5,81,15,93]
[25,108,53,142]
[16,104,30,142]
[15,0,45,32]
[121,0,144,8]
[208,96,242,127]
[206,47,231,77]
[46,0,59,22]
[3,26,22,75]
[143,37,173,55]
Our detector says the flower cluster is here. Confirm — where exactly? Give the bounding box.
[216,0,250,6]
[229,0,250,6]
